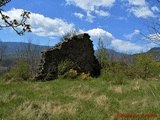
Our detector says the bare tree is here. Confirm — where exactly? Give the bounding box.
[0,0,31,35]
[60,29,81,41]
[142,0,160,44]
[15,39,42,76]
[96,37,108,68]
[0,40,7,61]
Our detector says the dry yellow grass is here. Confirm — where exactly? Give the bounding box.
[108,85,123,94]
[17,101,78,119]
[94,95,109,110]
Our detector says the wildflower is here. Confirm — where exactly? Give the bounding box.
[68,69,78,78]
[81,72,92,80]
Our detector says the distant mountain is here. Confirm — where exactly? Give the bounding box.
[148,47,160,51]
[4,42,128,59]
[95,47,160,64]
[125,47,160,63]
[2,42,160,61]
[2,42,50,55]
[147,47,160,61]
[0,42,51,67]
[147,47,160,55]
[95,48,129,61]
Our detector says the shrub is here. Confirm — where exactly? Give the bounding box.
[100,69,113,81]
[128,54,160,79]
[2,71,15,80]
[125,64,140,79]
[58,59,75,78]
[2,59,30,81]
[107,61,128,77]
[15,59,30,80]
[101,68,127,85]
[111,73,128,85]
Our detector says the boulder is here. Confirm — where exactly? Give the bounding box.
[35,33,101,80]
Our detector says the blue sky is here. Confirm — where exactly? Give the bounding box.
[0,0,159,53]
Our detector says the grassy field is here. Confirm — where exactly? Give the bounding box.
[0,78,160,120]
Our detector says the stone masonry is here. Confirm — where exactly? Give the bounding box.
[35,33,101,80]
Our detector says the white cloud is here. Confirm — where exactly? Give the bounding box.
[73,12,84,19]
[126,0,155,18]
[66,0,115,22]
[86,28,144,53]
[1,8,75,37]
[116,16,127,21]
[129,6,155,18]
[151,6,160,12]
[86,11,95,23]
[49,37,56,40]
[95,10,110,17]
[134,29,140,34]
[66,0,115,11]
[86,28,114,40]
[128,0,146,6]
[86,28,114,49]
[111,39,143,53]
[148,33,160,41]
[124,29,140,40]
[0,8,23,25]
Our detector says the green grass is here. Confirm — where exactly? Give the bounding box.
[0,78,160,120]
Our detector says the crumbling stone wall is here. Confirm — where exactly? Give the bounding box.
[35,33,101,80]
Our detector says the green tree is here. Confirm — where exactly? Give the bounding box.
[0,0,31,35]
[133,54,160,79]
[3,59,30,81]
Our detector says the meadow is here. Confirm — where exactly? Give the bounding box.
[0,77,160,120]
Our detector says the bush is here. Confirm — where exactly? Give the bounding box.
[127,54,160,79]
[100,69,112,81]
[111,73,128,85]
[2,59,30,81]
[125,64,140,79]
[107,61,128,77]
[58,59,75,78]
[101,68,127,85]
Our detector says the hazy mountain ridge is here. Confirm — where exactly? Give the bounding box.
[147,47,160,61]
[2,42,160,61]
[3,42,50,54]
